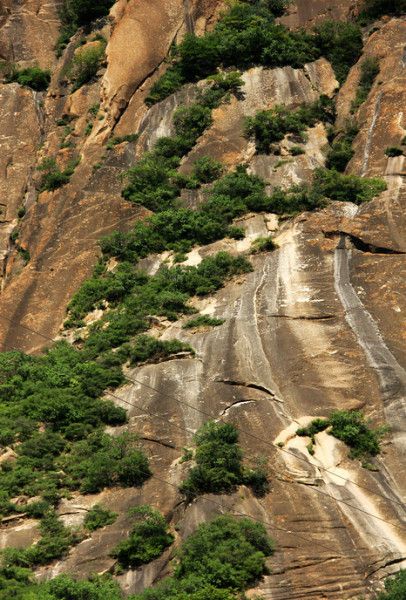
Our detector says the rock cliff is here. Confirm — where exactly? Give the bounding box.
[0,1,405,599]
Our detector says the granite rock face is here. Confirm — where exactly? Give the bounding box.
[0,1,405,599]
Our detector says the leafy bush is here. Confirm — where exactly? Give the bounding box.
[56,0,114,56]
[385,146,404,157]
[180,421,268,499]
[122,335,194,365]
[312,168,386,204]
[377,570,406,600]
[37,157,80,192]
[62,432,151,493]
[245,96,335,154]
[326,123,358,171]
[2,510,77,568]
[5,65,51,91]
[111,505,174,569]
[182,315,225,329]
[313,20,363,84]
[297,410,387,460]
[84,504,117,531]
[290,145,305,156]
[351,57,380,112]
[192,156,223,183]
[69,42,105,89]
[250,236,276,253]
[174,516,274,590]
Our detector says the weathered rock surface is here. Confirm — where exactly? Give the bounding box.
[0,2,405,599]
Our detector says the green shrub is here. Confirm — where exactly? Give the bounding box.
[312,168,386,204]
[70,42,105,90]
[351,57,380,112]
[385,146,404,157]
[192,156,223,183]
[56,0,114,56]
[326,123,358,171]
[62,432,151,493]
[84,504,117,531]
[180,421,268,499]
[123,335,194,365]
[37,157,80,192]
[313,20,363,84]
[377,570,406,600]
[245,96,335,154]
[250,236,276,253]
[145,67,185,106]
[297,410,387,460]
[329,410,386,459]
[6,65,51,91]
[111,505,174,569]
[182,315,225,329]
[290,145,305,156]
[174,516,274,590]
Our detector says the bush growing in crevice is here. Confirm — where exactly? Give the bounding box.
[313,20,363,84]
[56,0,114,56]
[37,157,80,192]
[377,570,406,600]
[180,421,269,499]
[84,504,117,531]
[182,315,225,329]
[385,146,404,157]
[5,65,51,91]
[326,122,358,172]
[69,41,106,90]
[296,410,387,460]
[245,95,335,154]
[250,236,276,253]
[111,505,174,569]
[351,56,380,113]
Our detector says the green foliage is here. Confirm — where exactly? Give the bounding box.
[326,123,358,172]
[69,42,105,90]
[351,57,380,113]
[297,410,387,460]
[107,133,139,148]
[6,65,51,91]
[131,515,274,600]
[111,505,174,569]
[245,95,335,154]
[56,0,114,56]
[329,410,386,459]
[61,432,151,493]
[2,511,77,568]
[385,146,404,157]
[250,236,276,254]
[313,20,363,84]
[192,156,223,183]
[290,145,305,156]
[312,167,387,204]
[121,334,194,365]
[84,504,117,531]
[180,421,268,499]
[146,2,320,105]
[182,315,225,329]
[377,570,406,600]
[37,157,80,192]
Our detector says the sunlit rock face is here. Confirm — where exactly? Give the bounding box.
[0,1,405,598]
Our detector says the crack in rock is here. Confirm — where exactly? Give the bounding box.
[215,379,283,402]
[325,230,406,255]
[140,436,177,450]
[219,399,256,416]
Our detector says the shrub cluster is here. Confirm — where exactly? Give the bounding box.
[146,2,321,105]
[37,157,80,192]
[5,65,51,91]
[245,95,335,154]
[182,315,225,329]
[385,147,404,157]
[111,505,174,569]
[132,515,274,599]
[351,57,380,113]
[84,504,117,531]
[377,570,406,600]
[56,0,114,56]
[326,123,358,172]
[180,421,269,499]
[359,0,406,20]
[313,20,362,84]
[69,40,106,90]
[296,410,387,460]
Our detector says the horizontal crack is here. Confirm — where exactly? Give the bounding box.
[140,436,177,450]
[220,399,256,416]
[267,313,335,321]
[215,379,283,401]
[325,231,405,254]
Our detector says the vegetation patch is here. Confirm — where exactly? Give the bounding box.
[180,421,269,499]
[250,236,276,254]
[69,41,106,90]
[5,65,51,91]
[359,0,406,21]
[37,157,80,192]
[351,56,380,113]
[385,146,404,157]
[296,410,387,460]
[377,570,406,600]
[111,505,174,569]
[326,123,358,172]
[84,504,117,531]
[56,0,114,56]
[245,95,335,154]
[182,315,225,329]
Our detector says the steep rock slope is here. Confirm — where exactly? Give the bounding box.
[0,1,405,599]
